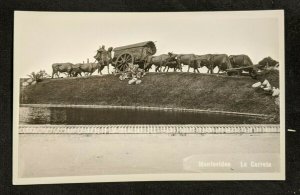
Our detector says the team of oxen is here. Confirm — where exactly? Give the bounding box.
[51,47,113,78]
[51,48,279,78]
[144,53,278,73]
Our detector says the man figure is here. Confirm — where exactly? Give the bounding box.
[94,45,107,72]
[94,45,105,60]
[99,45,105,52]
[127,64,144,85]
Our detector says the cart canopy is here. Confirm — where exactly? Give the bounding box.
[113,41,156,55]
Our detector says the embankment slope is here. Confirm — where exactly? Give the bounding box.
[20,72,279,119]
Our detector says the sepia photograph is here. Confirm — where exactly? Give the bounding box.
[13,10,285,184]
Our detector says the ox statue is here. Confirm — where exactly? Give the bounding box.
[145,53,180,72]
[229,55,254,68]
[163,52,182,72]
[258,57,279,69]
[145,54,171,72]
[94,46,113,74]
[175,54,198,73]
[191,54,214,73]
[78,62,99,76]
[70,63,83,77]
[51,63,74,78]
[209,54,232,74]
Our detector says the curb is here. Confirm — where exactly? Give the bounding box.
[19,124,280,134]
[20,104,270,118]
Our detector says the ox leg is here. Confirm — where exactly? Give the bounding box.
[98,65,103,75]
[51,69,56,78]
[187,65,190,72]
[155,66,160,72]
[144,63,150,72]
[66,71,70,77]
[148,64,153,72]
[210,66,214,74]
[163,66,167,72]
[144,63,148,71]
[205,65,209,73]
[107,65,110,74]
[145,66,149,72]
[158,66,161,72]
[217,67,221,74]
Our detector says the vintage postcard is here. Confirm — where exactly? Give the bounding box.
[13,10,285,184]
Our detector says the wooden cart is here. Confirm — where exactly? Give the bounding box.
[112,41,157,71]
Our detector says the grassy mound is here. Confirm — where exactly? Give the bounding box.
[20,72,279,121]
[256,69,279,88]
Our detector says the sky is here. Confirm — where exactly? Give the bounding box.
[14,11,283,77]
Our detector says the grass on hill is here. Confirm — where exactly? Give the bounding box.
[20,72,280,123]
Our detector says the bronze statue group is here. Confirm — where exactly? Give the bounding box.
[51,44,279,83]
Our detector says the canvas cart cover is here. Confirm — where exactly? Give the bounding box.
[113,41,157,55]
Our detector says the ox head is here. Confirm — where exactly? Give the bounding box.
[258,57,279,69]
[107,47,113,52]
[228,55,235,65]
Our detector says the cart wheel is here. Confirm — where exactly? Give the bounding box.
[115,53,134,71]
[249,69,258,79]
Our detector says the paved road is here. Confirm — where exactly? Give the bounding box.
[18,133,280,178]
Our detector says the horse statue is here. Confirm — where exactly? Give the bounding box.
[94,46,113,75]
